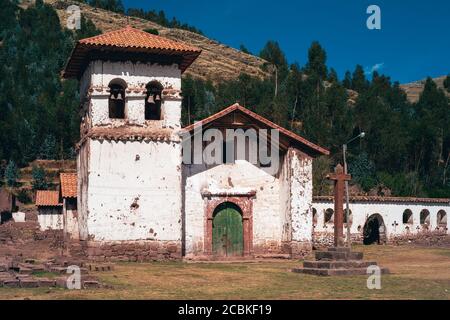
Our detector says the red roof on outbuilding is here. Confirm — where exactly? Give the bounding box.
[60,173,77,199]
[35,191,62,207]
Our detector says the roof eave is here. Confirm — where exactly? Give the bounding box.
[63,43,201,80]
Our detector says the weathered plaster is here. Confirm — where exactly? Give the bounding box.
[312,199,450,246]
[38,208,63,231]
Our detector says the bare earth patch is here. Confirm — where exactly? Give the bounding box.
[0,245,449,300]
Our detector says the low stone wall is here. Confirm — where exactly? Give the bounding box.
[313,229,449,248]
[83,240,182,262]
[312,232,364,248]
[390,231,449,247]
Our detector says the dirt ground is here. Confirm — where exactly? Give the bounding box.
[0,245,449,300]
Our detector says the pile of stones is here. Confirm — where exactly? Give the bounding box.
[0,257,114,289]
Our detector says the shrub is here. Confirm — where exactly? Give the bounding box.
[31,166,48,190]
[4,160,18,187]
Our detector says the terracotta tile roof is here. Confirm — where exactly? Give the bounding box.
[35,191,62,207]
[64,26,201,79]
[313,196,450,204]
[60,173,77,199]
[79,25,200,52]
[182,103,329,156]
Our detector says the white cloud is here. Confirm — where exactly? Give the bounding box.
[365,63,385,75]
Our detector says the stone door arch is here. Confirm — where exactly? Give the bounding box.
[203,190,255,258]
[212,202,243,257]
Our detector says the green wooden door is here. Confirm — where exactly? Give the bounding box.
[212,203,243,257]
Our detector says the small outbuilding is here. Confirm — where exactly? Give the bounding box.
[35,190,63,231]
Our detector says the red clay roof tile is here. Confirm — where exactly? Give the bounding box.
[64,26,201,78]
[35,191,61,207]
[60,173,77,199]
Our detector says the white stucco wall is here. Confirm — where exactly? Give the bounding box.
[288,149,314,244]
[83,139,182,242]
[85,61,182,129]
[77,60,184,244]
[38,208,63,231]
[184,160,282,255]
[312,200,450,239]
[64,199,79,240]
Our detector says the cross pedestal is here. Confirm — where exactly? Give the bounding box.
[291,164,390,276]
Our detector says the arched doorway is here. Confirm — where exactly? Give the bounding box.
[212,202,243,257]
[363,214,386,245]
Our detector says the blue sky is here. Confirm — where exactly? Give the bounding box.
[123,0,449,83]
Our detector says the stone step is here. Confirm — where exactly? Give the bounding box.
[18,267,33,275]
[18,263,45,272]
[83,280,101,289]
[38,278,56,287]
[19,279,40,288]
[303,260,378,269]
[85,264,114,272]
[292,267,390,276]
[315,251,364,261]
[3,279,20,288]
[327,247,351,253]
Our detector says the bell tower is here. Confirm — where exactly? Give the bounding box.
[64,26,201,260]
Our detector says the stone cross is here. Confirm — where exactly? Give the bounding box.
[327,164,352,247]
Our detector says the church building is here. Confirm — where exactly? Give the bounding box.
[63,26,329,261]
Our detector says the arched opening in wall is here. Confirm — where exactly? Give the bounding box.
[363,214,386,245]
[212,202,243,257]
[145,81,163,120]
[0,211,13,225]
[312,208,318,226]
[402,209,413,224]
[420,209,430,228]
[437,210,447,227]
[324,208,334,224]
[343,209,353,225]
[108,79,126,119]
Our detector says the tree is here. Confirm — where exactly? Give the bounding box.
[39,135,58,160]
[4,160,19,187]
[260,41,288,97]
[328,68,338,83]
[348,152,377,192]
[74,15,101,40]
[239,44,251,55]
[351,65,369,92]
[304,41,328,80]
[343,71,352,89]
[31,165,48,190]
[444,75,450,92]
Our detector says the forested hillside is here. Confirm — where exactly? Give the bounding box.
[1,0,449,198]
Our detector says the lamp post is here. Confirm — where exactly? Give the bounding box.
[343,132,366,248]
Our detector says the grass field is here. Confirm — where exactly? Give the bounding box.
[0,245,449,300]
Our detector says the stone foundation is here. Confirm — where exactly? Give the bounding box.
[289,241,313,258]
[83,240,182,262]
[313,231,363,248]
[389,231,449,247]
